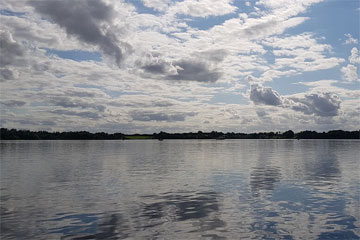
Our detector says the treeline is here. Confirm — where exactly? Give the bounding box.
[1,128,359,140]
[154,130,359,139]
[0,128,124,140]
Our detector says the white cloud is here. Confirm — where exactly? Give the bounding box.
[142,0,171,12]
[341,64,358,82]
[263,33,344,74]
[344,33,358,45]
[169,0,237,18]
[349,47,360,64]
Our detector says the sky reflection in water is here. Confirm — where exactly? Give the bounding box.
[1,140,359,239]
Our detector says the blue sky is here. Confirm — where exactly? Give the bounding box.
[0,0,359,133]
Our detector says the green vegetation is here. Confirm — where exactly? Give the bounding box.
[0,128,359,140]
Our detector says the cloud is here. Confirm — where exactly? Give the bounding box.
[142,0,171,12]
[262,33,344,74]
[249,84,341,117]
[0,100,26,107]
[0,67,19,81]
[110,95,176,108]
[290,93,341,117]
[51,109,101,119]
[0,31,27,80]
[0,31,25,81]
[195,49,228,63]
[170,0,237,18]
[256,109,268,118]
[341,64,358,82]
[139,53,177,75]
[344,33,358,45]
[249,84,283,106]
[131,111,196,122]
[340,47,359,82]
[30,0,132,66]
[50,97,106,112]
[256,0,323,14]
[140,50,227,82]
[0,31,25,67]
[349,47,360,64]
[167,59,222,82]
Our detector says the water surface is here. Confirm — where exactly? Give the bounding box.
[1,140,359,239]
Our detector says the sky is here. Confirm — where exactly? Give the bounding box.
[0,0,359,134]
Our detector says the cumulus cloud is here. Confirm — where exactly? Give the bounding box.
[349,47,360,64]
[131,111,197,122]
[249,84,283,106]
[340,47,359,82]
[249,84,341,117]
[290,93,341,117]
[30,0,132,66]
[341,64,358,82]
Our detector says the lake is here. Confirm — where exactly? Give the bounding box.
[1,140,359,239]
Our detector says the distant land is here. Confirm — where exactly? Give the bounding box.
[0,128,359,140]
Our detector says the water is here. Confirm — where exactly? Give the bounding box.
[1,139,359,239]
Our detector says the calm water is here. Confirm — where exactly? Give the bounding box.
[1,140,359,239]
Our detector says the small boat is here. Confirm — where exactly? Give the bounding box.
[158,138,164,141]
[215,136,225,140]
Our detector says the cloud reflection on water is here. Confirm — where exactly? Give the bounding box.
[0,140,359,239]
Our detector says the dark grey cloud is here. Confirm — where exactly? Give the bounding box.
[1,100,26,107]
[142,63,168,74]
[51,109,101,119]
[250,84,283,106]
[249,84,341,117]
[140,50,226,82]
[167,60,221,82]
[138,53,176,75]
[0,68,18,81]
[290,93,341,117]
[30,0,131,66]
[131,111,197,122]
[50,97,106,112]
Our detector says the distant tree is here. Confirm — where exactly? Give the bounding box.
[282,130,294,139]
